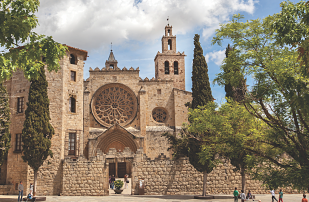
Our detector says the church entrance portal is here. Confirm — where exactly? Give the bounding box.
[108,159,132,178]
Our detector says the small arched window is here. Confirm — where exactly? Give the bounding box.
[168,29,170,36]
[110,64,114,69]
[70,54,76,65]
[174,61,178,75]
[168,39,172,50]
[165,61,169,74]
[69,97,76,113]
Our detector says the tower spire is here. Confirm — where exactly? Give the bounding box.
[111,42,113,52]
[167,16,169,26]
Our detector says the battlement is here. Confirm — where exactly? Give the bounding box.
[139,77,174,82]
[89,66,139,72]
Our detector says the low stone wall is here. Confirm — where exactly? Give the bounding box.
[0,185,14,195]
[131,152,271,195]
[62,155,109,196]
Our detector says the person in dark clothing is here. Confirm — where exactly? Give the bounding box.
[18,181,24,202]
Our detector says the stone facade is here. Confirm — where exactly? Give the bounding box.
[62,155,109,196]
[0,24,275,196]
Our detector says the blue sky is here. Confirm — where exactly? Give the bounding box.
[35,0,301,104]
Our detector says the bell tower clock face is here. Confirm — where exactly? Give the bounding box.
[91,83,138,127]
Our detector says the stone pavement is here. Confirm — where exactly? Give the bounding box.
[0,194,305,202]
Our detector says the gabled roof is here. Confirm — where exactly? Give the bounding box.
[63,44,88,61]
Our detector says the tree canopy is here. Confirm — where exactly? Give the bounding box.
[0,83,10,166]
[212,1,309,192]
[0,0,67,81]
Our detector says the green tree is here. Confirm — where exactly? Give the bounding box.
[0,0,67,81]
[192,34,213,109]
[0,0,67,173]
[164,34,216,197]
[224,44,246,102]
[0,83,10,166]
[212,2,309,191]
[188,100,266,193]
[22,66,54,196]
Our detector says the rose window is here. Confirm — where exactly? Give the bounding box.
[152,107,168,123]
[91,84,138,127]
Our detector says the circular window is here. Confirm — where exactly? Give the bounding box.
[152,107,168,123]
[91,83,138,127]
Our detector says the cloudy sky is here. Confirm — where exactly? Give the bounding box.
[34,0,297,104]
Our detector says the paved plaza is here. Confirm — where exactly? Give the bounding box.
[0,194,306,202]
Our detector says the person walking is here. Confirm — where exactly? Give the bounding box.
[109,175,112,189]
[240,190,246,202]
[124,174,129,189]
[233,187,239,202]
[302,194,308,202]
[111,175,115,189]
[278,189,283,202]
[30,183,34,197]
[18,181,24,202]
[270,189,278,202]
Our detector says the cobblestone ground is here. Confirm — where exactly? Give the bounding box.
[0,194,305,202]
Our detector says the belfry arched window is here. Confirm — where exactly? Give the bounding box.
[165,61,169,74]
[168,39,172,50]
[70,54,76,65]
[174,61,178,75]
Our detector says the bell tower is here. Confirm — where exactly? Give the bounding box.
[154,24,186,90]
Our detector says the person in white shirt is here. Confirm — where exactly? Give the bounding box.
[240,190,246,202]
[270,189,278,202]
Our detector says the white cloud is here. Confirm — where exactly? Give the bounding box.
[205,50,226,66]
[35,0,257,50]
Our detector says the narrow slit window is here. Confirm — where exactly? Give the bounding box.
[165,61,169,74]
[15,134,22,151]
[17,97,24,113]
[168,29,170,36]
[69,133,76,155]
[69,97,76,113]
[174,61,178,75]
[71,71,76,81]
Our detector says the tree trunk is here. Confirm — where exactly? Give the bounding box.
[202,171,207,196]
[241,167,246,193]
[34,170,37,196]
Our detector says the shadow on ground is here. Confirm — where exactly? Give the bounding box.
[129,195,196,200]
[0,197,17,202]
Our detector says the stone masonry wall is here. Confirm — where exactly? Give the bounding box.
[131,152,282,195]
[62,155,109,196]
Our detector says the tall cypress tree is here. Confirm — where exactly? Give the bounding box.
[22,66,54,196]
[192,34,214,109]
[0,83,11,166]
[224,44,234,99]
[224,44,246,102]
[164,34,216,197]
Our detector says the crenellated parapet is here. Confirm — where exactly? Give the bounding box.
[139,77,174,82]
[89,66,140,72]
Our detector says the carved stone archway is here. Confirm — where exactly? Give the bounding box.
[88,123,139,158]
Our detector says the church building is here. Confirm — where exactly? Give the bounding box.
[0,25,270,196]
